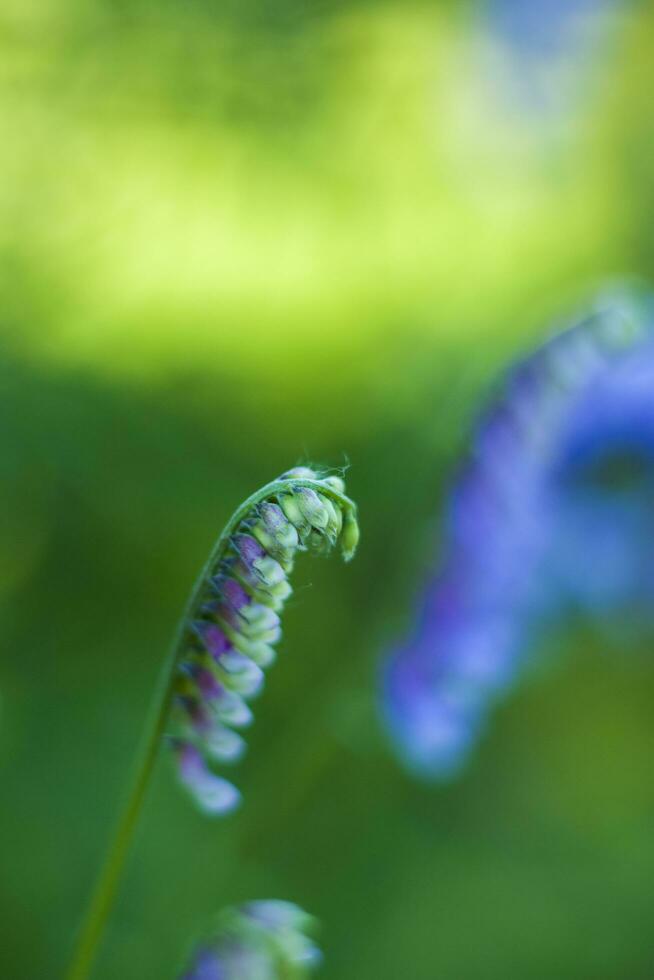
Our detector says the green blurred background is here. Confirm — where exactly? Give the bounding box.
[3,1,654,977]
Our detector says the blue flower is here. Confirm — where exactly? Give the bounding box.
[483,0,624,114]
[384,291,654,778]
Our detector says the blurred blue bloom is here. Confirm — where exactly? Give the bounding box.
[489,0,616,57]
[384,291,654,778]
[180,901,321,980]
[483,0,626,116]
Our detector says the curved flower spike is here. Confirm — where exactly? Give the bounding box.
[383,290,654,779]
[66,468,357,980]
[170,466,359,814]
[180,900,321,980]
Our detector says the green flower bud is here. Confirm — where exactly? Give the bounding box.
[279,493,308,533]
[321,496,343,542]
[340,512,360,561]
[246,576,293,610]
[296,488,330,529]
[220,615,280,652]
[280,465,320,479]
[237,603,281,638]
[322,474,345,494]
[251,502,299,569]
[251,554,286,588]
[231,634,277,668]
[211,654,264,698]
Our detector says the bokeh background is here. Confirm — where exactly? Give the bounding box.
[3,1,654,977]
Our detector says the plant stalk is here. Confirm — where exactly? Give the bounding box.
[65,645,177,980]
[66,477,357,980]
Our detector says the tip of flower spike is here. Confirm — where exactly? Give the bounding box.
[321,474,346,494]
[280,465,347,496]
[276,472,359,563]
[279,465,322,481]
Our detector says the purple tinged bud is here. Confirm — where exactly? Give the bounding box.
[194,668,222,699]
[212,603,241,632]
[177,698,246,762]
[207,576,259,631]
[217,611,280,663]
[177,696,213,735]
[296,488,330,529]
[195,622,232,660]
[174,742,241,816]
[261,501,297,535]
[233,534,267,568]
[220,578,251,613]
[231,536,289,598]
[190,669,254,727]
[252,502,299,566]
[184,663,252,728]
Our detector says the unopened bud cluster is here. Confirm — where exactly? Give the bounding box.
[179,900,321,979]
[171,467,358,814]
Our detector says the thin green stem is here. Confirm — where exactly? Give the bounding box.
[65,645,177,980]
[66,477,356,980]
